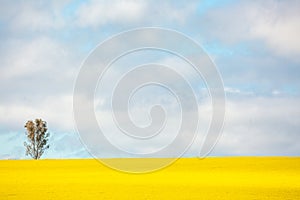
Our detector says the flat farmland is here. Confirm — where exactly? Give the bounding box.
[0,157,299,199]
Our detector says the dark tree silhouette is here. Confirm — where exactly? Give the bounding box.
[24,119,50,159]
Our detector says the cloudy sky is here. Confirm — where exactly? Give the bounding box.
[0,0,299,159]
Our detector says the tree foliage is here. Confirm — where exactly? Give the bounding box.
[24,119,50,159]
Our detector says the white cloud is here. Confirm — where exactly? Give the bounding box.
[210,96,300,156]
[0,0,299,158]
[0,0,69,31]
[76,0,147,27]
[0,37,70,80]
[0,95,74,133]
[0,36,79,133]
[225,87,240,94]
[75,0,196,27]
[199,0,300,59]
[249,1,300,58]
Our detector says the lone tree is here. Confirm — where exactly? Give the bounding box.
[24,119,50,159]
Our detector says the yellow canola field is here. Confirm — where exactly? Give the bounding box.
[0,157,299,199]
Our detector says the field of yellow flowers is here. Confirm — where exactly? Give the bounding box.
[0,157,299,199]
